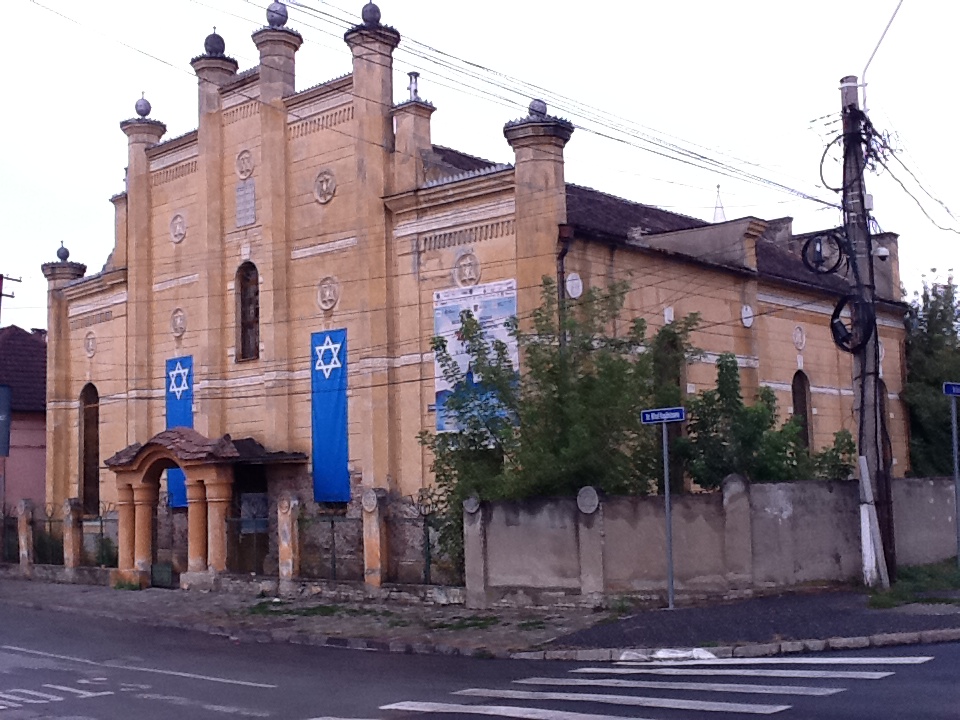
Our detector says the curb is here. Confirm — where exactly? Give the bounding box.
[4,597,960,662]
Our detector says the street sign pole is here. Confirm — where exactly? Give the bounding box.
[945,383,960,569]
[953,394,959,570]
[641,406,685,610]
[662,420,674,610]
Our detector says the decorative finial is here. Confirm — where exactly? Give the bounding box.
[713,184,727,223]
[528,99,548,119]
[407,71,420,102]
[361,1,381,25]
[204,26,226,56]
[266,1,288,28]
[135,92,151,118]
[56,241,69,262]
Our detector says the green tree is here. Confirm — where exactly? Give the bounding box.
[419,278,699,575]
[678,353,856,486]
[903,274,960,476]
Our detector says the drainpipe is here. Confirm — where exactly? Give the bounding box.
[557,224,574,347]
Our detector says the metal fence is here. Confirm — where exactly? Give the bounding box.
[81,502,118,568]
[298,509,363,582]
[1,507,17,564]
[387,490,440,585]
[31,504,64,566]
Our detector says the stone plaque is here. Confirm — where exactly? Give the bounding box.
[170,213,186,244]
[84,332,96,358]
[792,325,806,351]
[454,252,481,287]
[171,308,186,337]
[317,276,340,311]
[462,495,480,514]
[361,488,379,513]
[314,170,337,204]
[577,486,600,514]
[236,149,254,179]
[565,272,583,299]
[236,178,256,227]
[741,304,754,328]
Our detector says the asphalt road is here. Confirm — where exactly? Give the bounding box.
[0,603,958,720]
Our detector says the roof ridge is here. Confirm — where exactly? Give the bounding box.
[431,144,497,167]
[566,182,706,225]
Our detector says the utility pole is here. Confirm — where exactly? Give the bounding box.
[0,275,22,326]
[839,75,895,582]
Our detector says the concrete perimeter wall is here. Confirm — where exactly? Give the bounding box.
[464,476,958,608]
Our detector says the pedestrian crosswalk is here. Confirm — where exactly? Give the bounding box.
[372,653,933,719]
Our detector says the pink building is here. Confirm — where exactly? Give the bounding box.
[0,326,47,511]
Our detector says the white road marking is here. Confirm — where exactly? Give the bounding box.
[574,666,893,680]
[617,656,933,667]
[43,683,115,699]
[515,676,843,696]
[382,701,661,720]
[454,688,791,714]
[0,688,63,704]
[1,645,277,689]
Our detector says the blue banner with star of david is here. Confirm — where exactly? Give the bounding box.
[311,329,349,502]
[165,355,193,508]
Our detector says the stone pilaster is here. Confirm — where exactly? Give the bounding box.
[361,488,388,588]
[277,493,300,595]
[576,487,605,598]
[62,498,83,571]
[16,499,34,577]
[462,496,487,609]
[204,477,233,574]
[132,484,157,585]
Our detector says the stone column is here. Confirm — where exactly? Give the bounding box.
[132,484,158,583]
[17,499,34,577]
[462,496,487,609]
[204,479,232,573]
[361,488,388,588]
[62,498,83,572]
[277,493,300,596]
[576,487,605,599]
[186,480,208,574]
[116,484,135,572]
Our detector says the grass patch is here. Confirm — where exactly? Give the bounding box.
[430,615,500,631]
[113,580,141,591]
[517,619,547,631]
[869,559,960,609]
[249,601,342,617]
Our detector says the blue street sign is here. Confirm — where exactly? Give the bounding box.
[641,406,686,425]
[943,382,960,397]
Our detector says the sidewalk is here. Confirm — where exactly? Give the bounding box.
[1,577,959,660]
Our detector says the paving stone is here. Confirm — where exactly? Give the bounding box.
[827,636,870,650]
[870,631,920,647]
[708,645,734,658]
[779,641,805,654]
[733,643,780,658]
[801,639,827,652]
[919,627,960,643]
[574,648,612,662]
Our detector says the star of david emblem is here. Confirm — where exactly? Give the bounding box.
[168,361,190,400]
[314,335,342,380]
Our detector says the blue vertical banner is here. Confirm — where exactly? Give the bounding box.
[165,355,194,508]
[311,329,349,502]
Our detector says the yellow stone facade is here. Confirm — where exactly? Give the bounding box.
[42,4,908,584]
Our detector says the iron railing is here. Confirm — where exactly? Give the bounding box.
[226,492,270,575]
[81,502,118,568]
[298,508,363,582]
[31,504,64,566]
[1,507,17,564]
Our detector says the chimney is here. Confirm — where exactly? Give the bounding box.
[252,2,303,102]
[392,72,435,192]
[503,100,574,318]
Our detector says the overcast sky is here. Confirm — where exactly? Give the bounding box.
[2,0,957,330]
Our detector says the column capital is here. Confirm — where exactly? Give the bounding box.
[132,484,159,505]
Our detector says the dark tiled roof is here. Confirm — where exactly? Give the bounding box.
[431,145,497,173]
[755,224,852,296]
[0,326,46,413]
[105,428,306,468]
[566,184,708,239]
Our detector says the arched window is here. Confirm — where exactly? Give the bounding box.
[791,371,812,448]
[236,262,260,361]
[79,383,100,515]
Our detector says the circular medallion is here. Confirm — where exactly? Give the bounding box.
[236,150,254,179]
[314,170,337,204]
[84,332,96,358]
[317,276,340,311]
[361,488,379,513]
[577,486,600,515]
[565,272,584,299]
[462,495,481,515]
[454,252,481,287]
[170,214,187,244]
[741,304,754,328]
[277,495,291,514]
[792,325,806,351]
[171,308,187,338]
